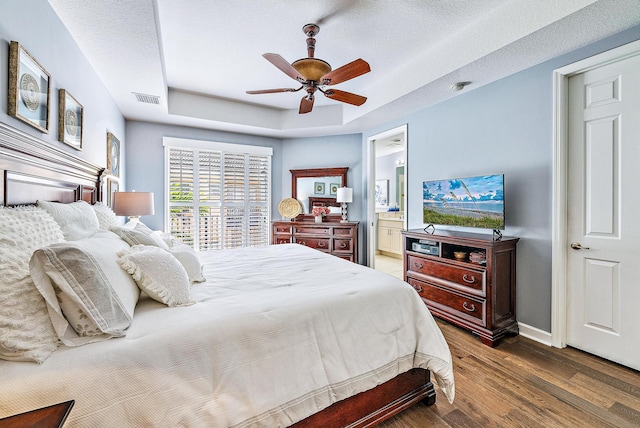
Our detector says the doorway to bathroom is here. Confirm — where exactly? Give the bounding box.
[367,125,407,279]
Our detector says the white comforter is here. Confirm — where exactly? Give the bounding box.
[0,244,454,427]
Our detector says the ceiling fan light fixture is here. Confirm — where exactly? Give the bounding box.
[292,58,332,82]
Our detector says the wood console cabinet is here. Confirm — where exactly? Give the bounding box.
[403,229,519,347]
[272,221,359,263]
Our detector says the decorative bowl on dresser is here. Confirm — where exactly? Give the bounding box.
[272,221,359,263]
[402,229,519,347]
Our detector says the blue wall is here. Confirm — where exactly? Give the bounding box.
[364,25,640,332]
[125,121,283,231]
[0,0,125,179]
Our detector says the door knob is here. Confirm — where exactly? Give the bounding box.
[570,242,590,250]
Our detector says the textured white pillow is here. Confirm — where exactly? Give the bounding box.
[37,200,100,240]
[118,245,194,307]
[30,231,140,346]
[92,201,119,230]
[168,243,206,283]
[0,206,63,363]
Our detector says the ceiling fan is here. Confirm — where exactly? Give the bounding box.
[246,23,371,114]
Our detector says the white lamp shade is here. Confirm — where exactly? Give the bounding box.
[336,187,353,203]
[112,192,155,217]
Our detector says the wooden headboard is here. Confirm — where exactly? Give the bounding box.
[0,122,104,206]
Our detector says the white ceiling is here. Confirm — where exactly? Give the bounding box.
[48,0,640,139]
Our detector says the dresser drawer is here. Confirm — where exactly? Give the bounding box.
[407,255,486,296]
[333,227,354,237]
[273,224,292,234]
[408,277,486,327]
[294,226,331,236]
[333,238,353,253]
[273,235,292,244]
[294,237,330,251]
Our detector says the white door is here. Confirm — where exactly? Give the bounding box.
[566,53,640,370]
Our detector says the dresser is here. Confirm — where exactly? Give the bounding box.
[272,221,359,263]
[403,229,519,347]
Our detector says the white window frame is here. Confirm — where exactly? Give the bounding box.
[163,137,273,250]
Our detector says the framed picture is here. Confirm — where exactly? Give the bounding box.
[106,132,121,177]
[375,179,389,207]
[8,41,51,133]
[106,178,119,208]
[314,182,325,195]
[329,183,339,196]
[58,89,83,150]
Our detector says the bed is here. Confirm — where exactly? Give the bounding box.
[0,121,454,427]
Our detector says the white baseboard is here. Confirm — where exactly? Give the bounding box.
[518,322,553,347]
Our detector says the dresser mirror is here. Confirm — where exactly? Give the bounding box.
[291,167,348,218]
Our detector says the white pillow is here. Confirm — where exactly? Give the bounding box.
[158,232,182,248]
[168,244,206,283]
[37,200,100,240]
[30,231,140,346]
[118,245,194,307]
[110,226,170,249]
[92,201,119,230]
[0,206,63,363]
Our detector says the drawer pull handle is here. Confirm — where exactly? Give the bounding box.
[317,242,326,248]
[462,274,476,284]
[339,242,347,248]
[299,241,306,246]
[413,262,424,269]
[463,301,476,312]
[412,284,423,293]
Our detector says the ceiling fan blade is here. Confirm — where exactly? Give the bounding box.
[299,95,314,114]
[263,53,306,82]
[246,87,302,94]
[323,89,367,106]
[321,58,370,85]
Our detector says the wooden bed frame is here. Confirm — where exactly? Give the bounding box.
[0,121,437,427]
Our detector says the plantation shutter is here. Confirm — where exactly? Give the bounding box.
[165,138,272,251]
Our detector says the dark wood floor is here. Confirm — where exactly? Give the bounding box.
[379,319,640,428]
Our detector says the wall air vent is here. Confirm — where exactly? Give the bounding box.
[133,92,160,104]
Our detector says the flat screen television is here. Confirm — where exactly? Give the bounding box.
[423,174,505,230]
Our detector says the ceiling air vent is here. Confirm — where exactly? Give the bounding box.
[133,92,160,104]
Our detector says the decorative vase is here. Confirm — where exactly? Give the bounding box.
[314,215,322,223]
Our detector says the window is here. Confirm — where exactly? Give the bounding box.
[164,138,272,250]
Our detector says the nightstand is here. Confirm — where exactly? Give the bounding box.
[0,400,74,428]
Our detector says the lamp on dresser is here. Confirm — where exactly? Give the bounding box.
[336,187,353,223]
[112,191,154,225]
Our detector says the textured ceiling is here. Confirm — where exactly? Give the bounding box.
[48,0,640,138]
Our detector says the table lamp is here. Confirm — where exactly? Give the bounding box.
[336,187,353,223]
[112,191,154,225]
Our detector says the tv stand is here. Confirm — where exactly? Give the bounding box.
[403,229,519,347]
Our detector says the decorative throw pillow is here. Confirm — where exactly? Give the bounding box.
[133,222,154,235]
[0,206,64,363]
[110,226,170,249]
[158,232,182,248]
[30,231,140,346]
[37,200,100,240]
[92,201,119,230]
[118,245,194,307]
[168,243,206,283]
